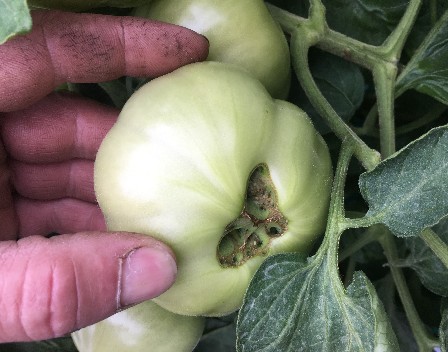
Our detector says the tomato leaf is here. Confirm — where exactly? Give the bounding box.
[322,0,408,46]
[0,0,32,45]
[404,1,448,57]
[236,253,399,351]
[401,219,448,297]
[396,10,448,105]
[359,126,448,237]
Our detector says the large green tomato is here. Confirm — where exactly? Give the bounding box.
[94,61,333,317]
[72,300,205,352]
[134,0,291,99]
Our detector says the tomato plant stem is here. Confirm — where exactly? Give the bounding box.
[380,233,440,351]
[271,0,422,164]
[420,228,448,269]
[322,141,354,274]
[369,0,441,348]
[379,0,423,62]
[290,29,380,171]
[373,63,397,158]
[353,106,379,138]
[274,0,443,349]
[265,3,305,34]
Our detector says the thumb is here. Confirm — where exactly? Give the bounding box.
[0,232,177,342]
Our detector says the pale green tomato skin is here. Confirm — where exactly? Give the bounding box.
[134,0,291,99]
[71,300,205,352]
[94,61,333,317]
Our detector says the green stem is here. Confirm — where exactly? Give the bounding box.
[396,9,448,97]
[270,0,421,71]
[324,141,354,268]
[271,2,384,70]
[290,29,380,171]
[276,1,441,349]
[420,228,448,269]
[364,0,421,133]
[309,142,354,281]
[370,0,421,157]
[308,0,326,24]
[380,233,439,351]
[361,0,422,138]
[329,142,353,224]
[265,3,306,34]
[271,0,422,152]
[317,30,383,70]
[356,102,380,137]
[373,63,397,158]
[358,70,441,140]
[380,0,423,61]
[372,2,440,348]
[342,215,379,230]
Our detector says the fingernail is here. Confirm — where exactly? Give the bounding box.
[119,247,177,308]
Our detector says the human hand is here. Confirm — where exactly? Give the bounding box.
[0,9,208,343]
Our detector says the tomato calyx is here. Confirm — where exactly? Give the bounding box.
[217,164,288,267]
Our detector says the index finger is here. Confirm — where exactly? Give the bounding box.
[0,10,209,112]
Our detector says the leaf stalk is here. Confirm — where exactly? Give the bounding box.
[380,232,440,351]
[420,228,448,269]
[290,25,380,171]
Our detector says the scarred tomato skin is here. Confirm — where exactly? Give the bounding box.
[94,61,333,317]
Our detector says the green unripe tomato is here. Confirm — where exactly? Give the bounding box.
[134,0,291,99]
[94,61,333,317]
[72,300,205,352]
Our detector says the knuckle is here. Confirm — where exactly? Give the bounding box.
[0,243,80,341]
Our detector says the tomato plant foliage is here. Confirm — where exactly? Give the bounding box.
[359,126,448,238]
[0,0,31,44]
[2,0,448,351]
